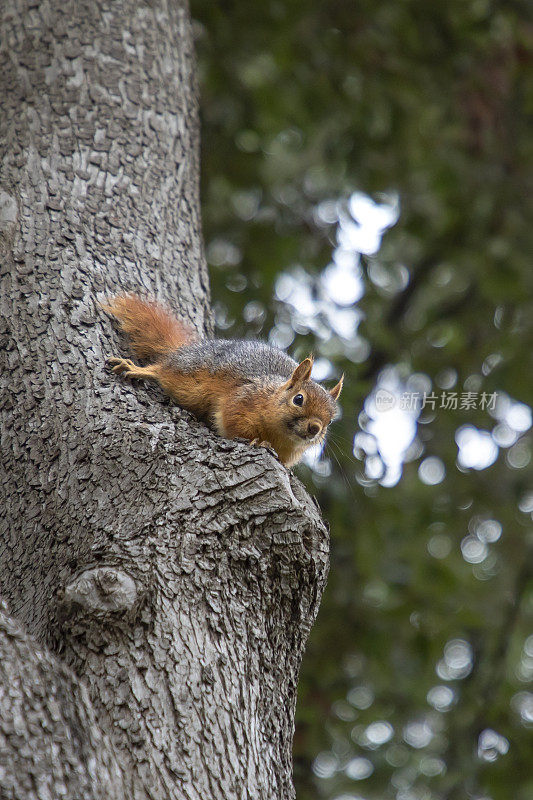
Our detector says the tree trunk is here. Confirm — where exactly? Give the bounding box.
[0,2,329,799]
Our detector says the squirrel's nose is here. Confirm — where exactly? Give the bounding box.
[307,421,322,438]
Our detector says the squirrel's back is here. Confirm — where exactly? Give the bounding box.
[165,339,298,382]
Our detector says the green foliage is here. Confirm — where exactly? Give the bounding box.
[192,1,533,798]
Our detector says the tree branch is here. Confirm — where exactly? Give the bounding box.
[0,600,124,800]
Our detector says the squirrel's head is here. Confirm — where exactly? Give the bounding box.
[278,357,343,446]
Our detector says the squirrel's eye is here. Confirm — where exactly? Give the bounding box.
[292,393,304,406]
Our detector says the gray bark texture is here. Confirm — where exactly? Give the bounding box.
[0,2,329,800]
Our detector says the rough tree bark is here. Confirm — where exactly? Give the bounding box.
[0,2,329,799]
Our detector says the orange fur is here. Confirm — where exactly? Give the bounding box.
[157,367,240,423]
[221,394,304,466]
[218,386,269,442]
[103,294,194,360]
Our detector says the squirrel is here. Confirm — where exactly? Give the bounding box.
[103,294,343,467]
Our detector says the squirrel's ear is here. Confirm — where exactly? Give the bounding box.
[329,374,344,401]
[286,356,314,388]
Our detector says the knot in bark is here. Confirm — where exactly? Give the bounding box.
[63,567,139,615]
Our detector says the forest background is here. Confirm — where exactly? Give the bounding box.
[191,2,533,799]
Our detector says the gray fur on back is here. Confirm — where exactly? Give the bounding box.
[165,339,299,381]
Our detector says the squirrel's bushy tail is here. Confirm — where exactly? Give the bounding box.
[103,294,194,360]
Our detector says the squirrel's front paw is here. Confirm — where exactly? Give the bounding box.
[250,438,279,461]
[107,357,137,376]
[250,437,272,448]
